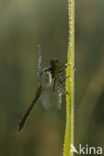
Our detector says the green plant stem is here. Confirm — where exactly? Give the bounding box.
[63,0,75,156]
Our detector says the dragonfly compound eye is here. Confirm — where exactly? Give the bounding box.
[50,59,61,73]
[50,59,59,66]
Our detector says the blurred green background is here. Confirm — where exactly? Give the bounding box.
[0,0,104,156]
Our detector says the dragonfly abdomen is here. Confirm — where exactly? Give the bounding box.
[18,86,41,133]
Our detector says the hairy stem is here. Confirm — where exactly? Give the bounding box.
[63,0,75,156]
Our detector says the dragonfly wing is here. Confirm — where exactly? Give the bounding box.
[40,87,62,109]
[39,68,62,109]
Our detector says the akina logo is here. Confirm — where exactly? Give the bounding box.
[70,144,103,155]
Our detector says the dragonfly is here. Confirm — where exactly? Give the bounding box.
[18,49,67,133]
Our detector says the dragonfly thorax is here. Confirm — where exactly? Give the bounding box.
[50,59,61,77]
[40,69,53,89]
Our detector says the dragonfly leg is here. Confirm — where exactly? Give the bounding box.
[56,75,70,95]
[59,75,70,84]
[53,78,57,92]
[58,63,70,73]
[52,77,66,94]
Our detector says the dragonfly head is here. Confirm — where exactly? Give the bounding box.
[50,59,61,74]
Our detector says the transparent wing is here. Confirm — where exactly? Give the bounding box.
[40,85,62,109]
[38,66,63,109]
[37,44,42,75]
